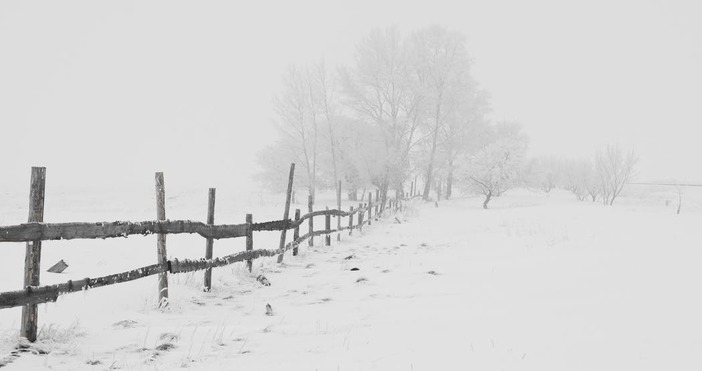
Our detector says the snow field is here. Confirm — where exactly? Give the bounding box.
[1,187,701,370]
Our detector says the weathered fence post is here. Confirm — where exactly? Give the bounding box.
[410,182,414,197]
[325,207,331,246]
[375,190,380,218]
[308,195,314,247]
[358,203,364,230]
[348,206,354,236]
[367,193,372,226]
[292,209,301,256]
[155,172,169,308]
[246,214,253,272]
[20,166,46,343]
[277,163,295,263]
[336,180,342,242]
[204,188,216,292]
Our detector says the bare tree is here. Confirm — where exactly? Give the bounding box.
[463,123,528,209]
[534,155,564,193]
[340,27,424,200]
[595,144,638,205]
[441,89,490,199]
[409,26,474,201]
[561,158,597,201]
[312,62,340,187]
[272,65,321,202]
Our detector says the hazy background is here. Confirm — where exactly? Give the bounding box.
[1,0,700,193]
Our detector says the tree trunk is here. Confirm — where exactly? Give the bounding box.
[422,162,434,200]
[423,91,444,201]
[395,183,404,200]
[309,186,316,205]
[413,174,419,196]
[446,169,453,200]
[483,191,492,209]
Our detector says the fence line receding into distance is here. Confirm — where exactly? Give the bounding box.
[0,164,405,343]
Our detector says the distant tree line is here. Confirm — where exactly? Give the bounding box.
[256,25,638,208]
[256,25,532,209]
[524,144,638,205]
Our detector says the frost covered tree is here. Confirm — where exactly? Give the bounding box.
[312,62,341,187]
[530,155,564,193]
[269,65,321,201]
[409,25,474,201]
[561,159,598,201]
[257,63,343,202]
[340,27,424,200]
[333,116,379,200]
[440,88,490,199]
[595,144,638,205]
[463,123,528,209]
[258,26,498,203]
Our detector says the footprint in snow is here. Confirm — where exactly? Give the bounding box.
[112,319,139,329]
[155,343,176,352]
[159,333,179,342]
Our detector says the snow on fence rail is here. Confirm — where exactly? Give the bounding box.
[0,165,404,343]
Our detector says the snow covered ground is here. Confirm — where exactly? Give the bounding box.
[1,186,702,370]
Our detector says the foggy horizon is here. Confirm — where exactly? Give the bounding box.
[2,0,701,192]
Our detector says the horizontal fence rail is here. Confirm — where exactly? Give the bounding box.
[0,211,371,243]
[0,222,362,310]
[0,164,406,344]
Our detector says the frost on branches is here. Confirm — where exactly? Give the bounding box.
[464,136,527,209]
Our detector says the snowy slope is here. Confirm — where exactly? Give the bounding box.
[2,188,702,370]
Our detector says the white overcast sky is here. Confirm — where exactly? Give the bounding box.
[1,0,700,192]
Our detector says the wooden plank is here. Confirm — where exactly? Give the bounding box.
[358,203,364,231]
[348,206,354,236]
[308,195,314,247]
[336,180,342,242]
[375,189,380,217]
[277,163,295,264]
[325,207,331,246]
[292,209,300,256]
[171,228,315,275]
[20,166,45,343]
[297,209,347,223]
[251,219,290,231]
[0,220,249,242]
[367,193,372,226]
[0,264,166,310]
[155,172,169,308]
[203,188,215,292]
[246,214,253,272]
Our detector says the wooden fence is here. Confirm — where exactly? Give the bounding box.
[0,165,404,342]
